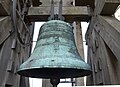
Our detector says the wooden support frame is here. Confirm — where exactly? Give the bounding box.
[85,15,120,85]
[32,0,74,7]
[94,16,120,60]
[27,6,90,22]
[94,0,120,15]
[0,16,13,45]
[75,0,95,9]
[0,0,12,15]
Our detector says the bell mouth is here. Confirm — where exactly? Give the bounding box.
[17,68,92,79]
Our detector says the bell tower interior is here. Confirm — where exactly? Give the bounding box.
[0,0,120,87]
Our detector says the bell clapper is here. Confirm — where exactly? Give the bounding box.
[50,78,60,87]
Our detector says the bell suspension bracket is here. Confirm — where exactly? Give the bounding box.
[48,0,65,20]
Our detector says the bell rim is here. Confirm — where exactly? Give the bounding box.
[17,67,92,79]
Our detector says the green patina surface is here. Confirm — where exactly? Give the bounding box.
[17,20,91,78]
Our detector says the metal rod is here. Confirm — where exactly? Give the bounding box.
[49,0,54,20]
[16,10,30,33]
[12,0,17,37]
[58,0,62,20]
[58,0,64,20]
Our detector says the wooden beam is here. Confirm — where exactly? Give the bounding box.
[94,16,120,60]
[0,0,11,15]
[27,6,90,22]
[32,0,41,6]
[75,0,95,9]
[74,21,84,86]
[94,0,120,15]
[0,16,13,45]
[32,0,74,7]
[75,21,85,59]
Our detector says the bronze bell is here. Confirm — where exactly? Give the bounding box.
[17,20,91,82]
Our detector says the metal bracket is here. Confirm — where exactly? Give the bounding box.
[48,0,65,21]
[48,0,54,20]
[58,0,65,20]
